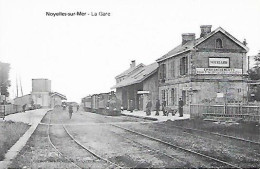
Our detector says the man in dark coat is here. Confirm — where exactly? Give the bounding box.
[162,101,166,116]
[22,104,26,112]
[155,99,160,116]
[178,98,184,117]
[69,105,73,119]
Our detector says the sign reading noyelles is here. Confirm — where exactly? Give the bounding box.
[196,68,242,74]
[209,57,230,67]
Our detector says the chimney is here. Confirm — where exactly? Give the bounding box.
[243,39,247,46]
[130,60,136,68]
[182,33,195,45]
[200,25,212,37]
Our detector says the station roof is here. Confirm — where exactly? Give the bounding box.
[115,63,145,79]
[50,92,67,100]
[156,27,249,62]
[111,62,158,89]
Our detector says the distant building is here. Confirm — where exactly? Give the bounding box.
[50,92,67,107]
[14,79,66,108]
[31,79,52,108]
[112,61,159,111]
[13,94,32,106]
[156,25,249,113]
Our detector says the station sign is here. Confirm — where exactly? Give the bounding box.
[196,68,242,75]
[209,57,230,67]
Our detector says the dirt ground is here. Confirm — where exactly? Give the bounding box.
[8,108,260,168]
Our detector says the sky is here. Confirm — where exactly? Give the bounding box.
[0,0,260,102]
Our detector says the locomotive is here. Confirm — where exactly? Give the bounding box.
[82,91,121,116]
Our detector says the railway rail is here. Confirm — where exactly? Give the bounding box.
[110,123,242,169]
[62,124,123,168]
[165,123,260,145]
[47,112,82,169]
[154,123,260,157]
[47,111,123,169]
[109,130,199,168]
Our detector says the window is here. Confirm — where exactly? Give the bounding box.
[159,64,166,80]
[162,90,165,102]
[182,90,186,105]
[166,91,169,106]
[180,57,188,75]
[216,38,223,48]
[171,88,175,105]
[170,60,175,78]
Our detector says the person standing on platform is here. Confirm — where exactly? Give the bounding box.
[69,105,73,119]
[178,98,184,117]
[129,100,134,112]
[162,101,166,116]
[146,99,152,116]
[155,99,160,116]
[22,104,26,113]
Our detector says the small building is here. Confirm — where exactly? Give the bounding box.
[50,92,67,108]
[156,25,249,113]
[112,62,159,111]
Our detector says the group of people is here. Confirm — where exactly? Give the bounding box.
[146,98,183,117]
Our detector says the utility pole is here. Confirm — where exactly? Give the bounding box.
[19,76,23,96]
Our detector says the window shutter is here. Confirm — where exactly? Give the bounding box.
[180,58,183,75]
[172,60,175,78]
[163,64,166,79]
[159,64,163,79]
[185,57,188,74]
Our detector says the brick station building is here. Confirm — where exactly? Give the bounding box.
[156,25,249,113]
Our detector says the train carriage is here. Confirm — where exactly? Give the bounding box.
[82,95,92,112]
[92,94,99,113]
[82,91,121,116]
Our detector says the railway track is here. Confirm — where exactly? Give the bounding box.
[108,129,203,168]
[110,123,242,169]
[165,123,260,145]
[47,111,123,169]
[155,123,260,157]
[47,111,82,168]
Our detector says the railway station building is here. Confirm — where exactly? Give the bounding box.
[156,25,249,113]
[112,61,159,111]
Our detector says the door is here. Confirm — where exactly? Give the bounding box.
[138,95,143,110]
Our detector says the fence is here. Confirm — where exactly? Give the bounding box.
[0,104,23,119]
[190,104,260,122]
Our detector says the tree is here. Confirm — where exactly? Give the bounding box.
[0,62,11,97]
[248,67,260,80]
[248,52,260,101]
[248,52,260,80]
